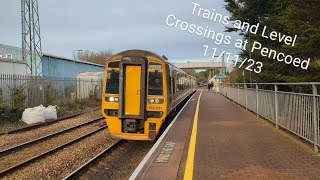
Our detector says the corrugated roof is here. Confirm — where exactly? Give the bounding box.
[43,53,105,67]
[77,72,104,76]
[0,57,26,64]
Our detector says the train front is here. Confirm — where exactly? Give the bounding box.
[101,50,168,140]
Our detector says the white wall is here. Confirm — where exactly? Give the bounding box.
[0,58,27,75]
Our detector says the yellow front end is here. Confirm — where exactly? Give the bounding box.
[102,54,168,141]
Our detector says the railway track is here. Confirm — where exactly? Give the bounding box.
[0,118,107,179]
[0,117,104,155]
[63,140,126,180]
[0,107,102,136]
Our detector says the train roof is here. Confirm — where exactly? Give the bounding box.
[112,49,167,62]
[110,49,196,79]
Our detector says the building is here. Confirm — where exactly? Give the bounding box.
[42,53,105,78]
[0,58,27,75]
[0,43,105,78]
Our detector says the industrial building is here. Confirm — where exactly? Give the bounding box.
[0,43,105,78]
[0,58,27,75]
[42,53,105,78]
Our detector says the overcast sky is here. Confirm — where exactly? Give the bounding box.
[0,0,240,62]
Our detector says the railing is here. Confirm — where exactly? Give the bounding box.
[219,83,320,152]
[0,74,103,109]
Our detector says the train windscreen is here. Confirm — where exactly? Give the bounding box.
[148,71,163,95]
[106,70,119,94]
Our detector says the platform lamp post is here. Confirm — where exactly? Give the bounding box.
[210,55,220,82]
[229,17,252,86]
[73,49,83,77]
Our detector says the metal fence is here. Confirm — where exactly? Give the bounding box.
[0,74,103,109]
[219,82,320,152]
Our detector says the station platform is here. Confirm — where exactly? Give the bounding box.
[130,90,320,180]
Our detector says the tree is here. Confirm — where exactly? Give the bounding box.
[183,69,210,82]
[224,0,320,82]
[76,49,113,65]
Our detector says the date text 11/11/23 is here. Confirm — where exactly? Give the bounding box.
[203,45,263,74]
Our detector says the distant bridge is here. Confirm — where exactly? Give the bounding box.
[171,61,226,80]
[171,61,223,69]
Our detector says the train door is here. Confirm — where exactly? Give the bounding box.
[119,57,147,121]
[125,66,141,115]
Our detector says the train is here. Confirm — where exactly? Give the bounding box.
[102,50,196,140]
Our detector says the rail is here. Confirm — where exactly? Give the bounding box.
[219,83,320,152]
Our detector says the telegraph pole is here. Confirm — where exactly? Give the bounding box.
[21,0,43,76]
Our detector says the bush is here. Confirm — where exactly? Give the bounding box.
[0,96,8,116]
[11,86,26,111]
[89,85,99,100]
[45,84,54,105]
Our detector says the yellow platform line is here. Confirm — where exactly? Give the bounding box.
[184,89,203,180]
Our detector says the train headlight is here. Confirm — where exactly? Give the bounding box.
[148,98,163,104]
[106,97,119,102]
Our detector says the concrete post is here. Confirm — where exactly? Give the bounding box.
[275,84,279,129]
[256,84,259,117]
[245,84,247,110]
[312,84,318,152]
[237,85,240,106]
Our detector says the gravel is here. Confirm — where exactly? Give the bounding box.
[79,141,154,180]
[0,120,103,172]
[0,109,156,180]
[3,129,117,180]
[0,110,103,150]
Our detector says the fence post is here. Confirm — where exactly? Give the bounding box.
[256,84,259,116]
[233,84,235,103]
[245,84,247,110]
[63,77,66,103]
[312,84,318,152]
[42,77,45,105]
[237,85,240,105]
[275,84,279,129]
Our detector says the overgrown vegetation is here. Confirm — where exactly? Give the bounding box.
[0,95,8,116]
[224,0,320,83]
[57,98,100,117]
[44,84,54,105]
[89,85,99,100]
[11,86,26,111]
[0,86,26,121]
[75,49,113,65]
[184,69,222,82]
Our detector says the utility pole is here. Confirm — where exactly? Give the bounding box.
[21,0,43,76]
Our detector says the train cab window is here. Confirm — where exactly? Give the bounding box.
[148,71,163,95]
[108,61,120,68]
[106,69,119,94]
[149,62,162,69]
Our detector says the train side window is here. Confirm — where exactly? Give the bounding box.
[172,78,176,93]
[106,70,119,94]
[169,75,172,95]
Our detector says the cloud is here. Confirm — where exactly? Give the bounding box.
[0,0,241,60]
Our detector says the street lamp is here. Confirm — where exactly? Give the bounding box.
[73,49,83,59]
[211,55,220,80]
[72,49,83,77]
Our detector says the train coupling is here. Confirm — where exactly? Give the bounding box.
[122,119,145,133]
